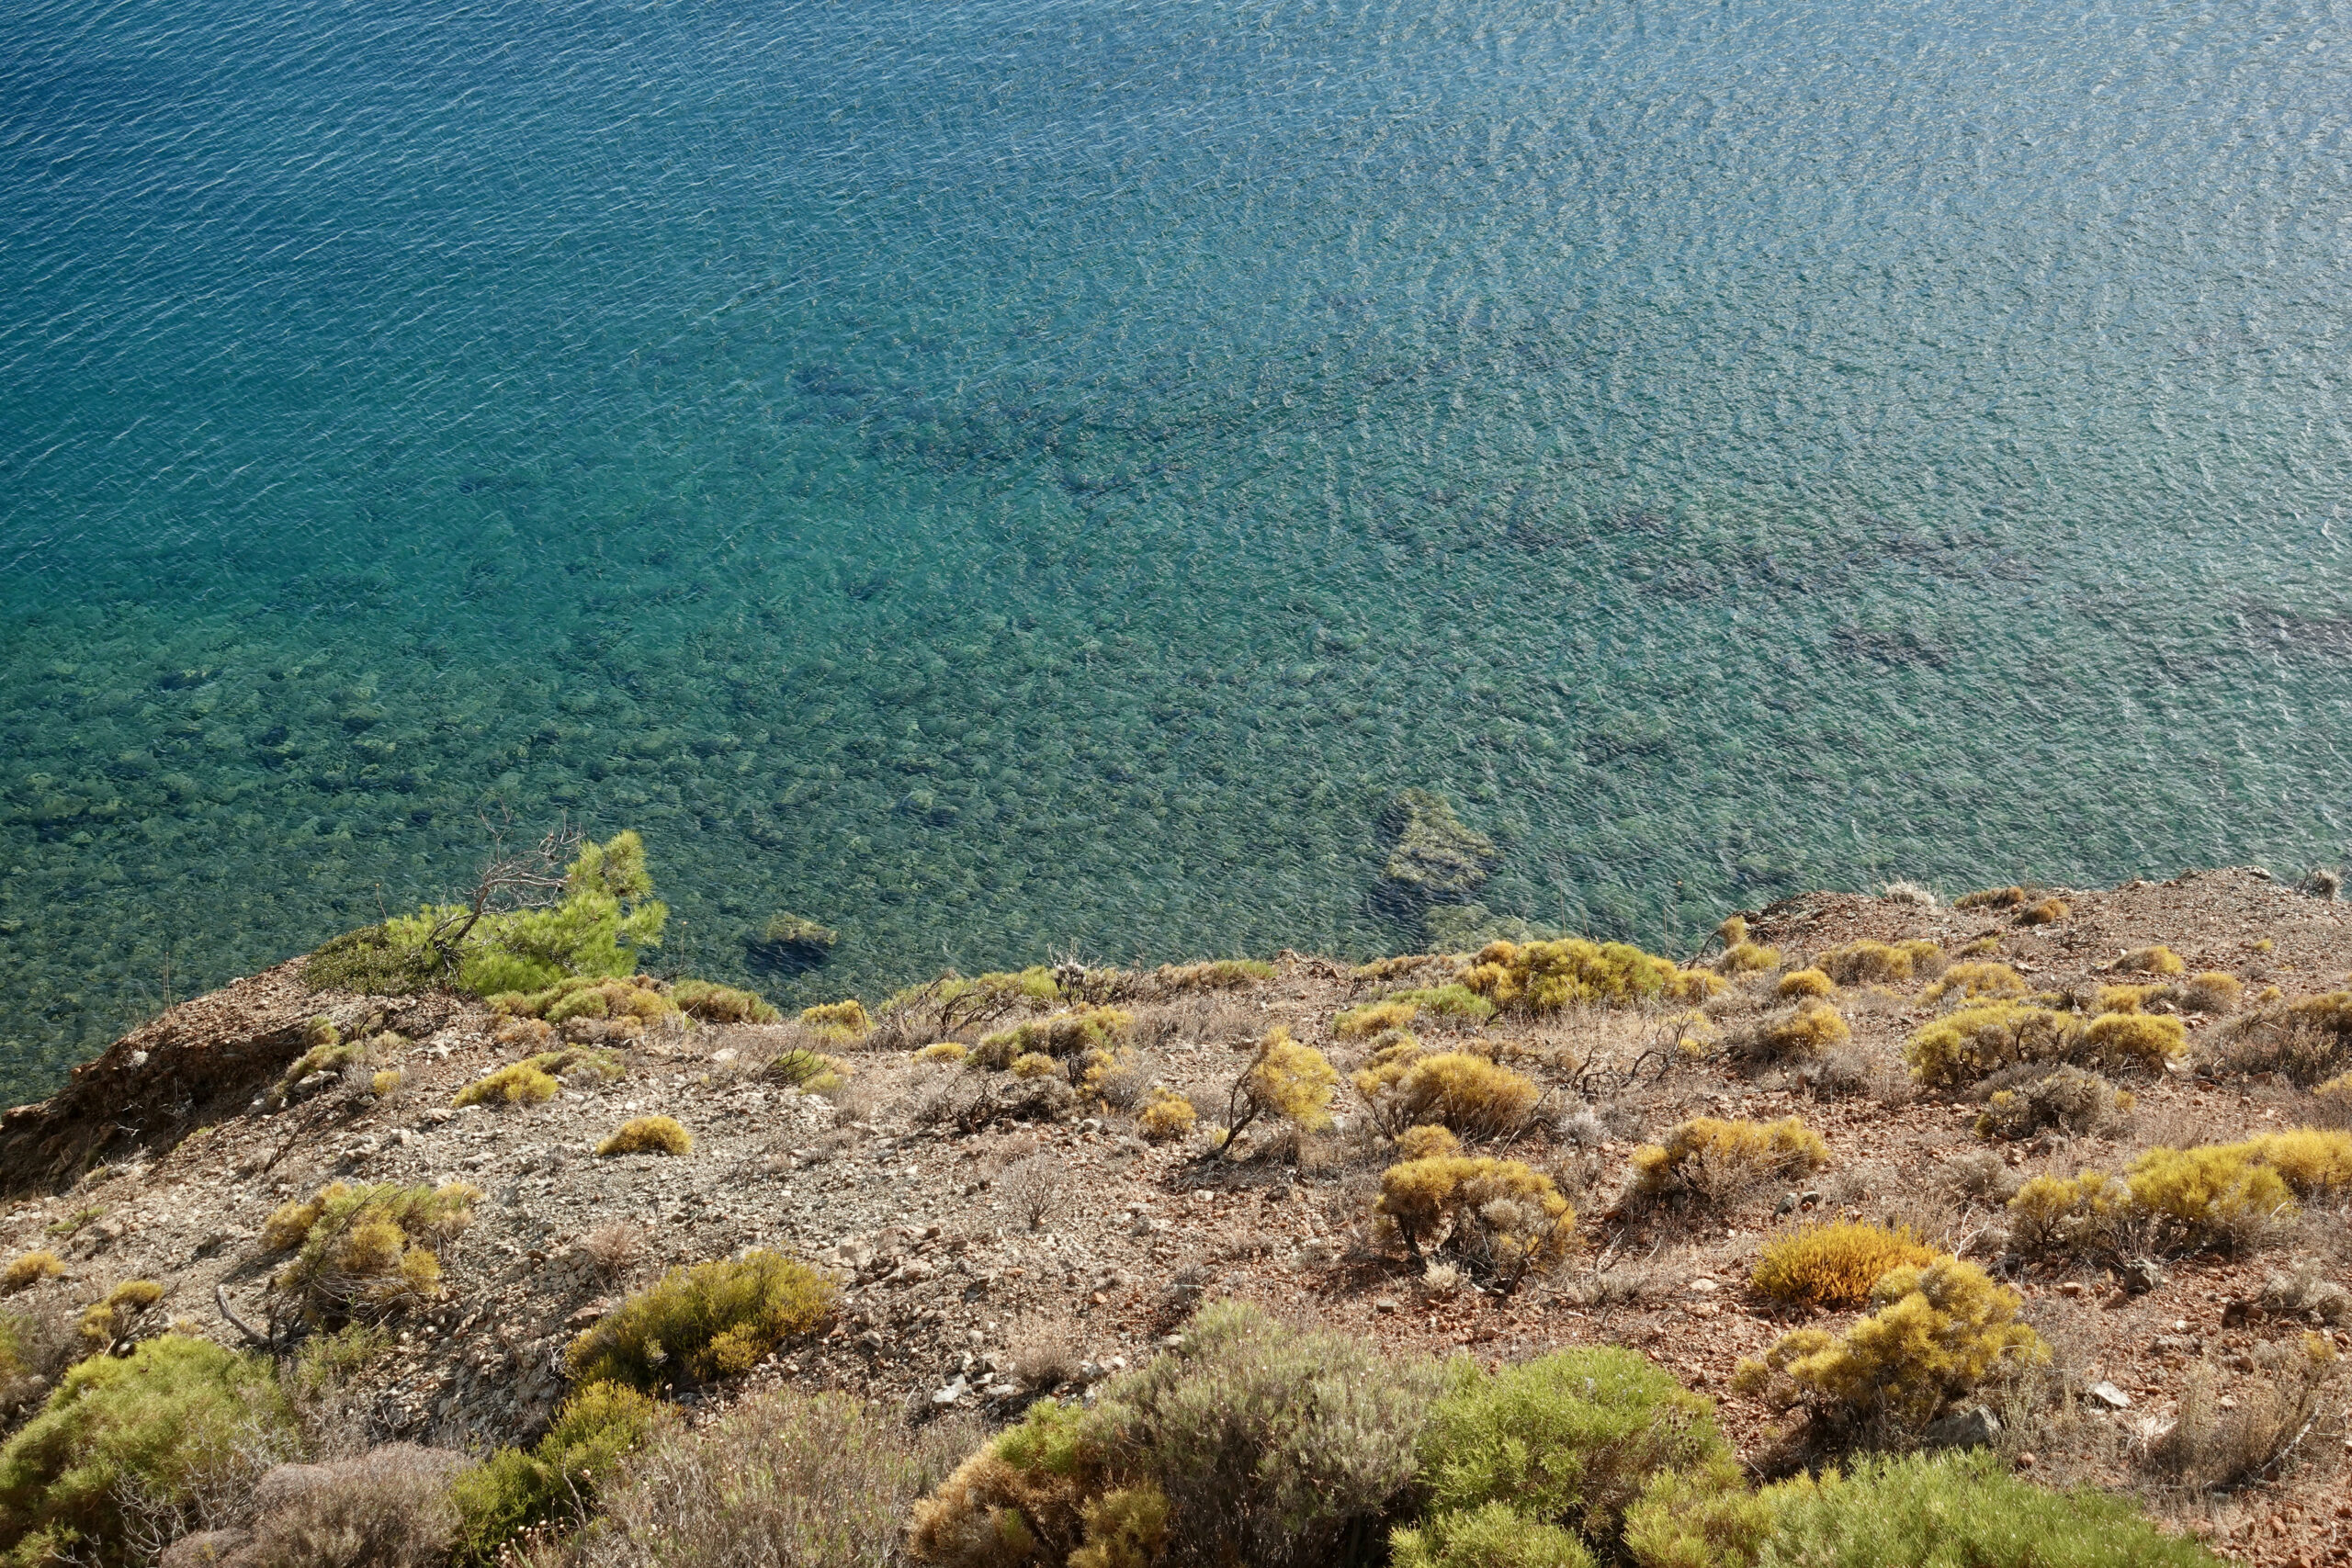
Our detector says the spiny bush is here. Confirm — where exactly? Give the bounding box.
[911,1301,1437,1568]
[1718,940,1781,975]
[1776,968,1836,999]
[1396,1123,1463,1161]
[1904,1002,2079,1089]
[1951,886,2028,911]
[1414,1347,1736,1557]
[1733,1258,2046,1431]
[670,978,780,1023]
[1918,961,2026,1004]
[2234,1126,2352,1194]
[2117,944,2187,976]
[2126,1144,2300,1251]
[2016,896,2069,926]
[243,1441,468,1568]
[1219,1027,1340,1144]
[2180,970,2243,1013]
[2003,1169,2126,1257]
[1816,940,1944,987]
[370,1066,404,1097]
[799,998,873,1043]
[2095,983,2156,1014]
[1459,939,1720,1015]
[1135,1089,1197,1144]
[1755,1449,2225,1566]
[1375,1156,1575,1285]
[1622,1455,1774,1568]
[1010,1051,1060,1079]
[263,1181,479,1325]
[2077,1010,2187,1074]
[772,1046,852,1092]
[1355,1043,1541,1139]
[1749,1223,1941,1311]
[975,1006,1133,1069]
[452,1381,677,1565]
[76,1279,163,1354]
[1974,1066,2130,1141]
[2312,1071,2352,1127]
[1387,983,1500,1025]
[598,1115,692,1156]
[493,975,676,1027]
[1391,1500,1594,1568]
[2212,990,2352,1084]
[1627,1118,1828,1206]
[0,1335,295,1567]
[567,1251,837,1390]
[918,1041,969,1064]
[1335,998,1419,1040]
[452,1059,559,1108]
[584,1387,949,1568]
[1,1251,62,1294]
[885,966,1062,1030]
[2145,1334,2343,1494]
[1154,958,1276,992]
[1750,999,1850,1062]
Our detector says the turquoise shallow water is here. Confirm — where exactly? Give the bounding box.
[6,0,2352,1102]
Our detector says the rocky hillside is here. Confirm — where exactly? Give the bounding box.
[0,867,2346,1566]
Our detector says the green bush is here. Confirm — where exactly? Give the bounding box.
[0,1335,295,1566]
[263,1181,480,1326]
[1754,1450,2222,1567]
[1622,1458,1774,1568]
[670,978,781,1023]
[451,1381,674,1565]
[1393,1501,1596,1568]
[1415,1348,1735,1555]
[567,1251,838,1390]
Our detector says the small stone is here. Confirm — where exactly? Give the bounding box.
[1921,1404,2001,1450]
[2087,1381,2132,1410]
[931,1378,967,1406]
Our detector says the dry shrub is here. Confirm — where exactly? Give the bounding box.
[1135,1089,1197,1144]
[1919,962,2027,1005]
[1776,968,1836,999]
[1817,940,1944,987]
[1973,1065,2130,1141]
[1395,1123,1461,1161]
[1790,1046,1871,1101]
[1457,938,1719,1014]
[1082,1050,1151,1111]
[917,1042,968,1065]
[2181,971,2243,1014]
[263,1182,479,1326]
[2312,1071,2352,1128]
[452,1062,559,1109]
[975,1007,1133,1069]
[797,999,872,1043]
[2213,991,2352,1085]
[1744,999,1850,1065]
[244,1443,468,1568]
[1749,1223,1941,1310]
[1906,1001,2182,1090]
[1,1252,63,1294]
[2016,897,2069,926]
[586,1388,933,1568]
[78,1279,164,1354]
[2145,1335,2343,1491]
[2259,1263,2352,1326]
[1374,1156,1576,1287]
[597,1117,691,1157]
[998,1152,1065,1230]
[1733,1258,2046,1433]
[1952,886,2028,911]
[2006,1134,2339,1259]
[1355,1043,1540,1140]
[1626,1117,1828,1208]
[1219,1028,1340,1145]
[1009,1052,1059,1080]
[1718,939,1781,974]
[1005,1315,1086,1392]
[669,979,779,1024]
[1334,999,1418,1041]
[579,1222,644,1284]
[567,1252,837,1390]
[2117,945,2187,976]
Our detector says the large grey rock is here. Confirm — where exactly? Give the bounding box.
[1921,1404,2002,1450]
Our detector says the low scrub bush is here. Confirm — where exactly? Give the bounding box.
[1396,1123,1462,1160]
[1386,984,1499,1026]
[1153,958,1276,992]
[670,978,779,1023]
[1627,1118,1828,1207]
[883,966,1061,1030]
[1918,962,2026,1005]
[1,1251,62,1294]
[2077,1011,2186,1073]
[1756,1450,2223,1566]
[1010,1052,1059,1079]
[1416,1348,1735,1556]
[1749,1223,1940,1311]
[0,1335,295,1566]
[567,1251,837,1390]
[2126,1144,2300,1252]
[1733,1258,2046,1432]
[1392,1500,1594,1568]
[263,1181,479,1325]
[2181,971,2243,1013]
[2116,944,2186,976]
[2016,896,2069,926]
[1335,998,1419,1040]
[2312,1070,2352,1127]
[245,1441,469,1568]
[1951,886,2028,911]
[1816,940,1944,987]
[2212,990,2352,1084]
[584,1388,940,1568]
[2006,1135,2323,1260]
[1973,1066,2130,1141]
[1622,1455,1774,1568]
[798,998,873,1043]
[1747,999,1850,1064]
[492,975,676,1029]
[1135,1089,1196,1143]
[911,1301,1436,1568]
[1776,968,1835,999]
[1905,1001,2182,1089]
[1375,1156,1575,1286]
[1717,939,1781,975]
[597,1116,691,1156]
[975,1006,1133,1069]
[1218,1028,1340,1145]
[1355,1041,1541,1139]
[2240,1125,2352,1193]
[452,1059,558,1108]
[77,1279,163,1354]
[2145,1334,2343,1493]
[918,1041,969,1064]
[452,1382,675,1565]
[1459,939,1719,1015]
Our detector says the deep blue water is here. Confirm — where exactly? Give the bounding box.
[6,0,2352,1101]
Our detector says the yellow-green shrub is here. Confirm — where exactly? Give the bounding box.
[1,1252,62,1294]
[1009,1052,1060,1080]
[1952,886,2027,911]
[2078,1010,2187,1073]
[1733,1258,2045,1429]
[2016,897,2068,926]
[1386,982,1501,1025]
[1719,941,1780,974]
[2118,945,2186,976]
[567,1251,837,1390]
[1335,998,1419,1040]
[798,998,871,1043]
[1756,999,1850,1060]
[1396,1123,1464,1161]
[1776,968,1836,999]
[1749,1223,1940,1310]
[598,1116,691,1156]
[451,1380,676,1566]
[76,1280,163,1353]
[2214,990,2352,1084]
[1919,962,2027,1005]
[1220,1027,1341,1143]
[1628,1118,1828,1205]
[671,979,780,1023]
[1134,1089,1196,1143]
[1623,1457,1774,1568]
[492,975,676,1026]
[1375,1156,1574,1283]
[2097,983,2154,1014]
[452,1060,560,1108]
[2314,1072,2352,1127]
[1391,1501,1593,1568]
[2237,1127,2352,1195]
[1974,1066,2130,1141]
[975,1006,1133,1068]
[1357,1045,1541,1139]
[2127,1145,2297,1251]
[917,1041,968,1064]
[1816,940,1944,987]
[2181,971,2243,1014]
[370,1067,403,1097]
[1459,939,1718,1014]
[263,1181,478,1325]
[2004,1170,2126,1257]
[1904,1001,2077,1088]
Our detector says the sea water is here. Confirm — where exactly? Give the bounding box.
[5,0,2350,1101]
